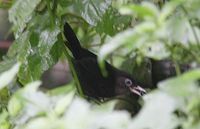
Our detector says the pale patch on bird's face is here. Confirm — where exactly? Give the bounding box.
[115,77,136,95]
[124,78,133,87]
[115,77,146,96]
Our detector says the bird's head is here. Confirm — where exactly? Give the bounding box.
[115,73,146,96]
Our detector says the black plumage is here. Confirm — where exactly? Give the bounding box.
[151,59,191,86]
[63,22,146,99]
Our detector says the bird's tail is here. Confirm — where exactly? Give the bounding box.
[64,22,82,59]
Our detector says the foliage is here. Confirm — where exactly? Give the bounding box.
[99,0,200,64]
[1,63,200,129]
[0,0,12,8]
[0,0,200,129]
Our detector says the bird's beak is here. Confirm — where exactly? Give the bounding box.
[129,85,146,96]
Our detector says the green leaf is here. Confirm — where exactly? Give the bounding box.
[64,98,131,129]
[187,26,200,44]
[98,21,156,62]
[54,91,75,116]
[9,13,63,84]
[120,2,159,20]
[23,117,65,129]
[48,83,75,95]
[129,91,179,129]
[9,0,42,36]
[166,16,188,44]
[73,0,111,25]
[158,69,200,97]
[0,88,10,109]
[0,58,17,73]
[142,41,170,60]
[0,0,12,9]
[96,8,131,36]
[8,81,53,125]
[99,29,136,62]
[159,0,182,23]
[0,63,20,90]
[8,96,23,117]
[184,0,200,20]
[22,81,41,92]
[0,110,10,129]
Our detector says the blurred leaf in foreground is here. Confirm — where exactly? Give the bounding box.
[8,81,131,129]
[129,91,179,129]
[0,62,20,90]
[129,69,200,129]
[158,69,200,97]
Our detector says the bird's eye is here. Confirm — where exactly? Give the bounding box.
[125,78,132,87]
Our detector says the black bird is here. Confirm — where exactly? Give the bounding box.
[121,57,191,89]
[63,22,146,99]
[151,59,191,86]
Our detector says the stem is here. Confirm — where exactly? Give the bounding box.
[63,46,84,98]
[173,60,181,75]
[52,0,58,14]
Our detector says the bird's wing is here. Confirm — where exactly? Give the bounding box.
[73,57,104,78]
[73,58,114,97]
